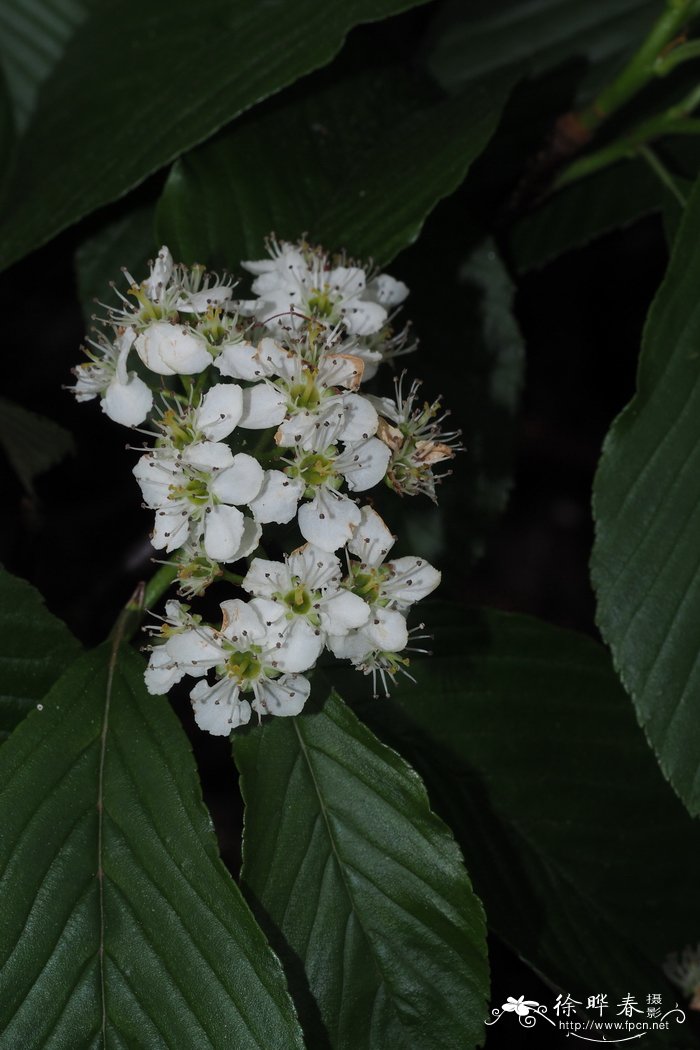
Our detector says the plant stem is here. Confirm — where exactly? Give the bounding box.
[555,79,700,189]
[221,569,244,586]
[110,563,179,646]
[555,116,700,188]
[142,563,180,610]
[576,0,700,134]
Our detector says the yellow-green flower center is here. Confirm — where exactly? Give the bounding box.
[225,649,261,683]
[307,286,335,318]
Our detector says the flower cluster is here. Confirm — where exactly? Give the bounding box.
[70,238,459,735]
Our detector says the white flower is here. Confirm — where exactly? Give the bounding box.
[346,506,441,610]
[239,240,398,337]
[108,246,236,328]
[134,320,212,375]
[144,600,220,694]
[328,507,439,677]
[181,598,313,735]
[328,633,414,698]
[70,326,152,426]
[172,260,237,314]
[133,439,263,560]
[217,334,376,447]
[289,437,391,550]
[242,544,369,655]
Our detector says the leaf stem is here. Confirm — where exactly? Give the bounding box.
[638,144,688,206]
[555,82,700,189]
[142,562,180,610]
[654,36,700,75]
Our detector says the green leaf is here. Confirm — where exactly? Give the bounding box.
[0,641,305,1048]
[592,175,700,816]
[509,157,661,271]
[75,204,157,322]
[157,62,512,268]
[509,139,700,272]
[0,567,80,741]
[0,0,88,132]
[0,396,74,495]
[0,0,429,272]
[332,607,700,1041]
[233,690,488,1050]
[425,0,658,98]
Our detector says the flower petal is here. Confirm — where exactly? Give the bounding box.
[288,545,341,591]
[242,557,291,598]
[319,590,370,635]
[152,509,190,553]
[256,673,310,716]
[237,382,287,429]
[135,321,211,375]
[234,516,262,561]
[347,506,395,566]
[327,630,373,662]
[368,273,409,307]
[210,452,264,505]
[248,596,286,626]
[144,647,186,695]
[215,340,265,381]
[317,352,364,391]
[166,627,223,672]
[190,678,251,736]
[297,490,361,551]
[182,440,234,472]
[275,401,345,450]
[338,393,378,443]
[271,617,324,673]
[363,607,408,652]
[132,453,178,508]
[219,597,267,643]
[203,504,245,562]
[249,471,304,525]
[257,337,298,379]
[385,556,441,606]
[195,383,243,440]
[337,437,391,492]
[342,299,386,337]
[102,374,153,427]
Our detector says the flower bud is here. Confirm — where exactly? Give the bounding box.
[135,321,211,375]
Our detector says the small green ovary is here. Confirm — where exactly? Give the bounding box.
[160,408,196,449]
[130,284,176,325]
[171,474,210,506]
[349,564,390,606]
[283,584,313,616]
[307,285,336,318]
[295,450,337,489]
[289,370,321,410]
[225,648,261,683]
[198,306,233,347]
